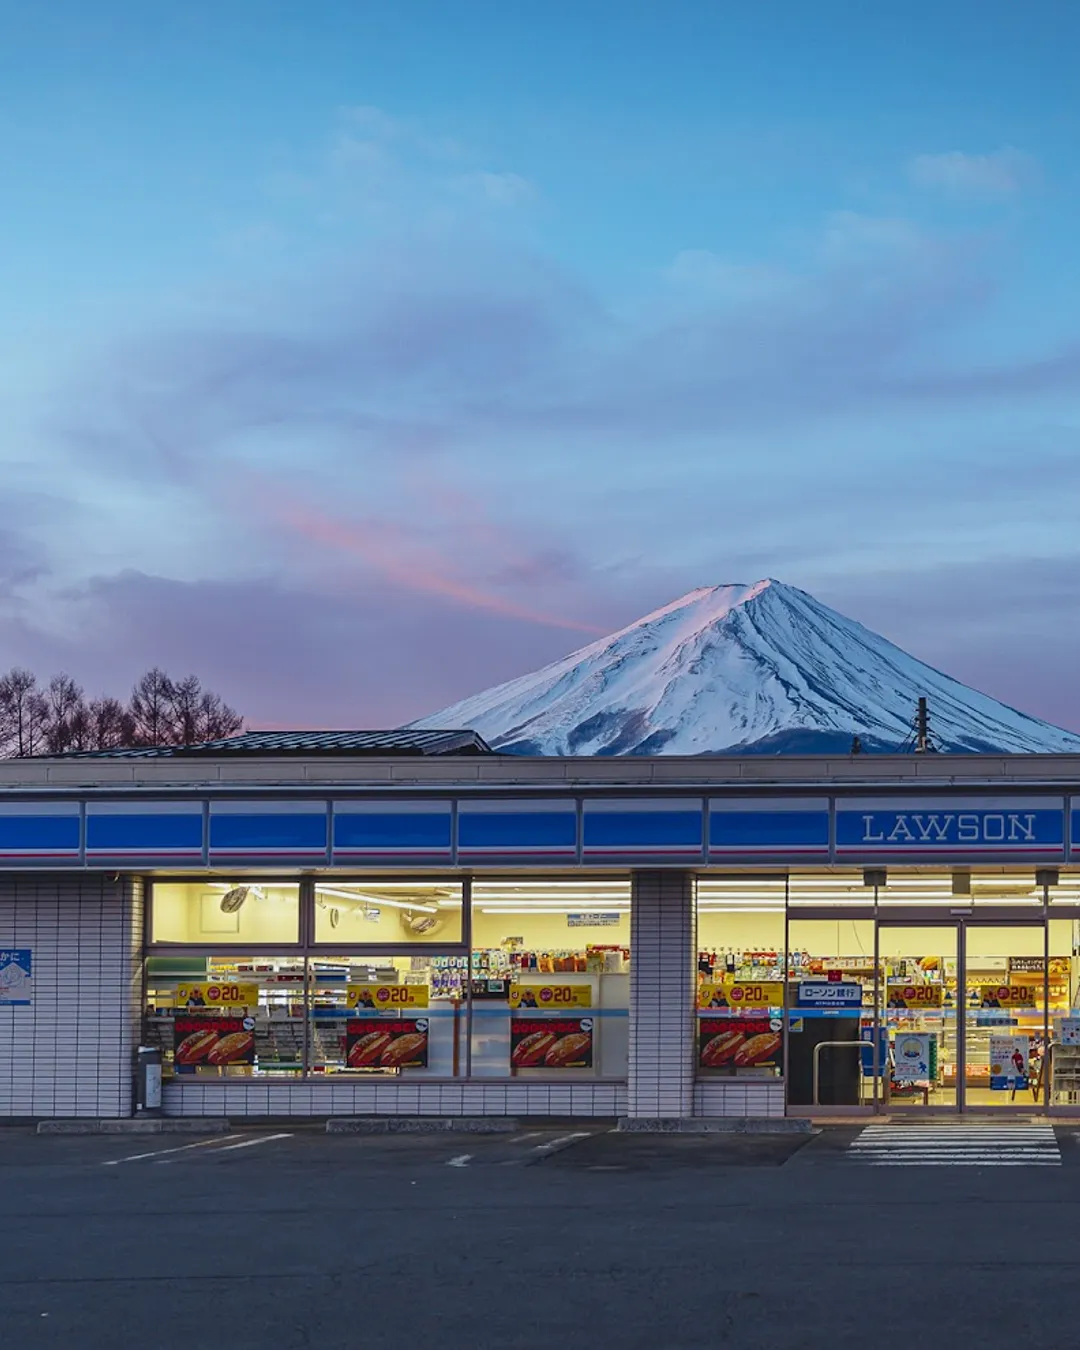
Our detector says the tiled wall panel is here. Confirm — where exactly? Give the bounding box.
[0,874,142,1118]
[626,870,695,1118]
[693,1081,785,1118]
[162,1081,628,1117]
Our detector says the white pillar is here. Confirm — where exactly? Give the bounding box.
[627,870,695,1119]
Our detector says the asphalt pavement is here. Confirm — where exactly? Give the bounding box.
[5,1122,1080,1350]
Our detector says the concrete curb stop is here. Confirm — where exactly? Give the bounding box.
[616,1116,815,1135]
[326,1116,521,1135]
[36,1118,232,1136]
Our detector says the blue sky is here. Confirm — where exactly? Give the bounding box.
[2,0,1080,729]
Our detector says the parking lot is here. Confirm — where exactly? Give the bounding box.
[6,1122,1080,1350]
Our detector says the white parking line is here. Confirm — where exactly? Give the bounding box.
[447,1154,472,1167]
[207,1132,293,1153]
[530,1131,591,1156]
[509,1132,542,1144]
[103,1134,244,1166]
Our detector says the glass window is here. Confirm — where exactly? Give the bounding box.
[313,881,463,945]
[1049,917,1080,1106]
[146,954,306,1080]
[786,916,877,1108]
[150,881,300,945]
[469,879,631,1078]
[307,954,463,1077]
[696,877,785,1079]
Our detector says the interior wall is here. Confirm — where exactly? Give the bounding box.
[471,909,630,950]
[152,883,300,944]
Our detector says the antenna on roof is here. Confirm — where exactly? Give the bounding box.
[900,696,938,754]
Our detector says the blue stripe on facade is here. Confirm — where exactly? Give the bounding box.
[709,809,829,851]
[583,810,703,850]
[87,813,203,853]
[334,810,452,853]
[209,813,328,852]
[458,811,577,851]
[0,815,81,853]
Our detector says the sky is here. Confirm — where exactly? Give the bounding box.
[2,0,1080,731]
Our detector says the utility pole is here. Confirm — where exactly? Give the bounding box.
[915,696,930,753]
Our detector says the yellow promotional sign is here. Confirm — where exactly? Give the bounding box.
[886,983,943,1009]
[347,984,429,1010]
[176,982,259,1009]
[980,984,1036,1009]
[698,979,784,1010]
[509,983,592,1010]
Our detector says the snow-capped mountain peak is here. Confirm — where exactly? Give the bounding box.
[410,579,1080,755]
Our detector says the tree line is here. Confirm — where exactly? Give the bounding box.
[0,667,243,757]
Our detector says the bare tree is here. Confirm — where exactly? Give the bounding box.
[88,696,136,750]
[0,669,48,757]
[197,689,244,742]
[129,668,176,745]
[43,674,87,755]
[168,674,203,746]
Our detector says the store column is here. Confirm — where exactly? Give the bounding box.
[626,870,695,1119]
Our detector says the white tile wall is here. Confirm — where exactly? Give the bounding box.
[693,1081,785,1118]
[162,1080,628,1117]
[0,875,143,1118]
[627,870,695,1118]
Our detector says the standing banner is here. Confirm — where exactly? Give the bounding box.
[892,1033,937,1082]
[989,1034,1030,1090]
[173,1015,256,1067]
[510,1016,594,1068]
[0,949,32,1006]
[346,1017,429,1068]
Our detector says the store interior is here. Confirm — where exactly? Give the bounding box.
[695,870,1080,1111]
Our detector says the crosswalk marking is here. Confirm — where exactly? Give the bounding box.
[847,1123,1061,1166]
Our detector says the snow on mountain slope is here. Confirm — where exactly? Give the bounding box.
[410,579,1080,755]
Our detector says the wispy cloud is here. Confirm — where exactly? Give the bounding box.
[909,147,1037,197]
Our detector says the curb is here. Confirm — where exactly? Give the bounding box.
[616,1117,815,1135]
[326,1116,521,1135]
[37,1118,232,1136]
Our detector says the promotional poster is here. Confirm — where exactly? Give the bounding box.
[698,1016,784,1070]
[510,1017,594,1069]
[173,1015,256,1068]
[345,1018,430,1068]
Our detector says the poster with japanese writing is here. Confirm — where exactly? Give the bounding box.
[0,949,32,1006]
[346,1018,429,1068]
[173,1015,256,1068]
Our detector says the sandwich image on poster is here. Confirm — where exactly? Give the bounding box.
[698,1016,783,1070]
[510,1017,594,1069]
[173,1015,256,1068]
[346,1018,429,1069]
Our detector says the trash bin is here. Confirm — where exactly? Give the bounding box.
[135,1045,163,1116]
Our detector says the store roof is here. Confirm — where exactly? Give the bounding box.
[66,729,494,759]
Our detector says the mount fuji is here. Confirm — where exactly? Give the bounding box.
[410,579,1080,755]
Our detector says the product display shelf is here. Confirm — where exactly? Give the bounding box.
[1051,1044,1080,1105]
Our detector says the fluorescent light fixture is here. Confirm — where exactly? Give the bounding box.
[315,886,437,914]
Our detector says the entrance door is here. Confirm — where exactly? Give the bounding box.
[962,923,1048,1111]
[878,923,958,1112]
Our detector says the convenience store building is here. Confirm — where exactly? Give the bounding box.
[3,731,1080,1121]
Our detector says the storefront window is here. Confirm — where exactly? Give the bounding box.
[1049,916,1080,1106]
[469,879,630,1078]
[695,877,785,1080]
[307,954,464,1076]
[313,881,463,944]
[150,881,301,945]
[146,953,306,1079]
[786,916,877,1108]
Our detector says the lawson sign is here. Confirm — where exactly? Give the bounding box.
[836,797,1065,860]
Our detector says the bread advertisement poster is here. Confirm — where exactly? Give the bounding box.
[346,1018,429,1069]
[173,1015,256,1069]
[698,1015,783,1071]
[510,1017,594,1069]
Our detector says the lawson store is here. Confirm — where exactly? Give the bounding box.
[3,730,1080,1122]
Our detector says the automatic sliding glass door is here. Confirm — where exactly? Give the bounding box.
[878,924,958,1112]
[962,924,1048,1110]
